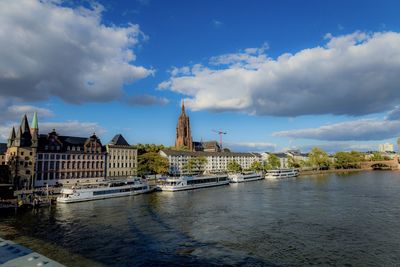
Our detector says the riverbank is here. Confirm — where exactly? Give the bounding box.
[300,168,399,176]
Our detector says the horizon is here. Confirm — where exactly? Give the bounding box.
[1,0,400,154]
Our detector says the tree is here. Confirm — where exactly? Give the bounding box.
[264,154,280,170]
[137,152,169,176]
[250,161,263,172]
[334,151,364,169]
[132,144,166,156]
[227,161,242,173]
[183,156,207,174]
[288,156,303,168]
[308,147,331,170]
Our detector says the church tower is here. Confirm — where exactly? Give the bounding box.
[175,101,193,151]
[30,112,39,148]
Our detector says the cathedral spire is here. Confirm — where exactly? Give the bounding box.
[175,100,193,151]
[31,112,38,130]
[180,99,186,116]
[7,126,16,148]
[31,112,39,148]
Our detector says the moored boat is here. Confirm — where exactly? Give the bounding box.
[265,169,299,179]
[228,172,264,183]
[158,174,229,192]
[57,177,151,203]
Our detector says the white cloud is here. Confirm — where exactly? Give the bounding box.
[40,121,106,137]
[273,118,400,141]
[160,31,400,116]
[0,104,53,124]
[0,120,106,142]
[225,141,277,152]
[0,0,153,103]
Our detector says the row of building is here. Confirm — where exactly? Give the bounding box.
[0,113,137,189]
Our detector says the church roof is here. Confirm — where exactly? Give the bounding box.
[31,112,38,129]
[108,134,130,146]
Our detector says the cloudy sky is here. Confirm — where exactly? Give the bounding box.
[1,0,400,153]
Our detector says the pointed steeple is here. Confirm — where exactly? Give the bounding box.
[31,112,38,130]
[7,127,16,148]
[18,114,32,147]
[14,126,22,147]
[180,99,187,117]
[20,114,30,134]
[31,112,39,148]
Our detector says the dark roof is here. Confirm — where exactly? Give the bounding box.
[0,143,7,154]
[202,141,220,149]
[109,134,130,146]
[160,149,261,157]
[272,153,287,158]
[38,134,105,152]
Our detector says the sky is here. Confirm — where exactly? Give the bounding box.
[1,0,400,153]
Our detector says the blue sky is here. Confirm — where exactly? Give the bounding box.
[1,0,400,153]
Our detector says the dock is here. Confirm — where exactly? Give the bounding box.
[0,238,64,267]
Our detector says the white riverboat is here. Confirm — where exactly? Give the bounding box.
[158,174,229,192]
[57,177,151,203]
[265,169,299,179]
[228,172,264,183]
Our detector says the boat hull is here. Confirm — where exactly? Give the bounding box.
[57,188,152,203]
[159,180,229,192]
[230,176,264,183]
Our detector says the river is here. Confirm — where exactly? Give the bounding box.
[1,171,400,266]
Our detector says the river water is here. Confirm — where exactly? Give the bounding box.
[1,171,400,266]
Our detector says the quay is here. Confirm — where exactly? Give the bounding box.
[0,238,64,267]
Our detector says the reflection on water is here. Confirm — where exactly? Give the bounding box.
[1,171,400,266]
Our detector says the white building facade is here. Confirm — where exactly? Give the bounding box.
[378,143,394,152]
[106,134,137,179]
[159,150,262,175]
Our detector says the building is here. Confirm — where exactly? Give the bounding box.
[286,150,309,164]
[160,149,261,175]
[0,143,7,165]
[35,130,106,187]
[0,143,10,184]
[378,143,394,153]
[6,113,107,187]
[6,114,38,189]
[106,134,137,179]
[175,101,193,151]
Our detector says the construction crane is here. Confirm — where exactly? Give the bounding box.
[212,129,227,150]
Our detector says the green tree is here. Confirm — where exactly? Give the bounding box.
[227,161,242,173]
[183,156,207,174]
[334,151,365,169]
[132,144,166,155]
[264,154,280,170]
[137,152,169,176]
[308,147,331,170]
[250,161,263,172]
[288,156,303,168]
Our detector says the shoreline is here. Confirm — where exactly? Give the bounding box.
[299,168,399,176]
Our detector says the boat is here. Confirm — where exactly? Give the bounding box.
[265,169,299,179]
[57,177,151,203]
[157,174,229,192]
[228,172,264,183]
